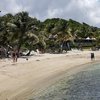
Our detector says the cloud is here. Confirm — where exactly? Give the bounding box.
[0,0,100,27]
[76,0,100,26]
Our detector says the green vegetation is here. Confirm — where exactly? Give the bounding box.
[0,11,100,56]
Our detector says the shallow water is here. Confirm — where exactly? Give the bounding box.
[31,63,100,100]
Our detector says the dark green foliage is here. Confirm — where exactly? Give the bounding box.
[0,12,100,55]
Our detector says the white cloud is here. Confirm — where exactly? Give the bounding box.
[76,0,100,25]
[0,0,100,27]
[47,8,64,18]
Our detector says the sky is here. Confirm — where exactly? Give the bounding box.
[0,0,100,27]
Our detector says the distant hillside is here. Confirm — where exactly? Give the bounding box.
[0,12,100,55]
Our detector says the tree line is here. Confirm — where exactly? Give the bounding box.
[0,11,100,56]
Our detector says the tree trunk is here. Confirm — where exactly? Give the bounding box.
[26,49,32,56]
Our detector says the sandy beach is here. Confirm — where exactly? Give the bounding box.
[0,50,100,100]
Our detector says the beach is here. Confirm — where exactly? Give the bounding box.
[0,50,100,100]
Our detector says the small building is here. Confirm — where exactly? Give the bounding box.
[74,38,96,47]
[61,38,96,51]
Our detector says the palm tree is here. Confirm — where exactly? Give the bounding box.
[25,31,39,55]
[7,12,40,53]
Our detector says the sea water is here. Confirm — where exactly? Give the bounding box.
[31,63,100,100]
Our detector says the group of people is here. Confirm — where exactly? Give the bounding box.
[11,49,95,62]
[10,47,96,62]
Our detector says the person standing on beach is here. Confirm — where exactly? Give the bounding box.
[91,53,95,61]
[12,49,18,62]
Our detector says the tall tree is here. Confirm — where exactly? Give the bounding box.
[8,12,40,52]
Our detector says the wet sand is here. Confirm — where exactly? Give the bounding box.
[0,50,100,100]
[32,62,100,100]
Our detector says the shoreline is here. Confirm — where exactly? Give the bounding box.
[31,60,100,99]
[32,62,100,100]
[0,50,100,100]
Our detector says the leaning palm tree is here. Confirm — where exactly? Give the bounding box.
[25,33,39,55]
[7,12,40,53]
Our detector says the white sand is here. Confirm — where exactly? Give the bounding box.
[0,50,100,100]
